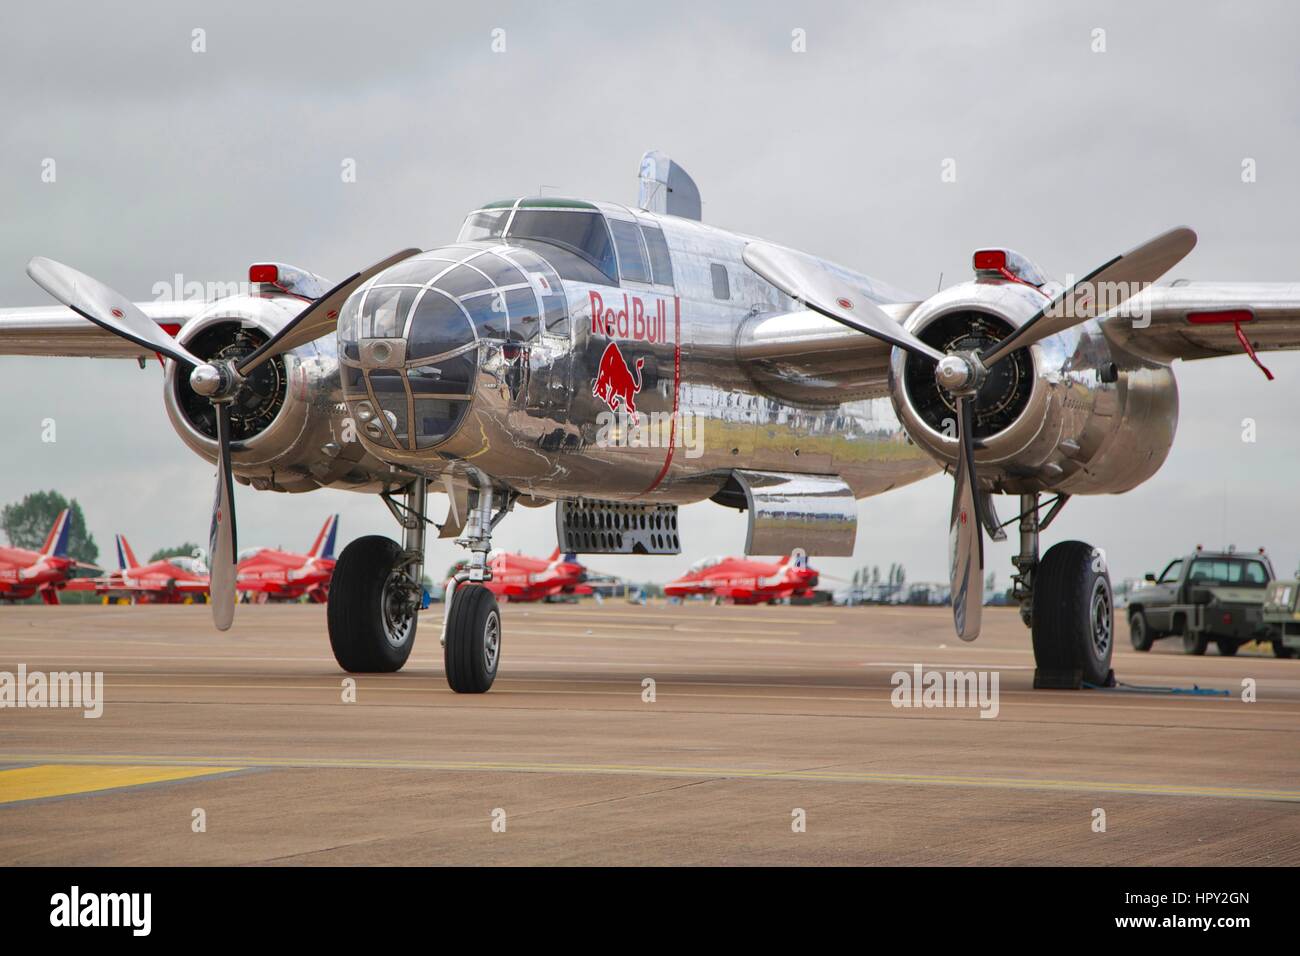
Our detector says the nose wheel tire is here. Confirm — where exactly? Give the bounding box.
[1031,540,1114,688]
[444,584,501,693]
[326,535,418,673]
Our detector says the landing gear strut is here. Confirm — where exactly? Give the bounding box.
[326,477,429,673]
[441,482,514,693]
[1010,493,1115,689]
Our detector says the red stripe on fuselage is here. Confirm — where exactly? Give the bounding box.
[641,296,681,495]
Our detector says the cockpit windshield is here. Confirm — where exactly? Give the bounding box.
[458,201,618,283]
[688,556,724,573]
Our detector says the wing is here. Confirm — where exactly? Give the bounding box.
[0,301,209,358]
[734,305,917,404]
[1102,282,1300,364]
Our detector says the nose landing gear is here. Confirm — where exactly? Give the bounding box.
[441,481,514,693]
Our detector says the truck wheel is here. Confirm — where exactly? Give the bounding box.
[1129,610,1154,652]
[326,536,418,673]
[1216,638,1240,657]
[1031,541,1114,687]
[1273,639,1296,659]
[1182,631,1209,656]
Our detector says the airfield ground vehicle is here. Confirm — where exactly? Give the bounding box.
[1127,548,1276,656]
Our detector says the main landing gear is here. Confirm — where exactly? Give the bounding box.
[325,476,513,693]
[1007,493,1115,689]
[327,477,429,673]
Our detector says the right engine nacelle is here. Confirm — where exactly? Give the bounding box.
[888,280,1179,496]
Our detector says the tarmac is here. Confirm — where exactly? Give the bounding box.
[0,602,1297,865]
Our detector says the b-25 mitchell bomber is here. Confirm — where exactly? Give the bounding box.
[4,150,1299,692]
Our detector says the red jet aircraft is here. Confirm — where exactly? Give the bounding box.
[237,515,339,603]
[475,549,591,603]
[664,549,820,604]
[68,534,210,603]
[0,509,89,604]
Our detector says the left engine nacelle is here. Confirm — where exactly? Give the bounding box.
[162,294,399,493]
[888,280,1179,496]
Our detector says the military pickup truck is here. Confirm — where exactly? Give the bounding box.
[1127,548,1276,656]
[1261,577,1300,658]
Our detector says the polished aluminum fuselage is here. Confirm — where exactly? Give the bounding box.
[357,208,940,504]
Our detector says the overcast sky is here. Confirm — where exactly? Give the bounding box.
[2,0,1298,589]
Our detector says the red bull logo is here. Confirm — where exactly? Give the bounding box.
[593,341,644,422]
[589,291,669,343]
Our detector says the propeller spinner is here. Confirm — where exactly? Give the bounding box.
[27,249,420,630]
[744,227,1197,641]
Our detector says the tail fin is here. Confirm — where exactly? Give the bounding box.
[547,547,561,563]
[39,509,71,558]
[308,515,339,560]
[116,534,140,570]
[789,548,808,570]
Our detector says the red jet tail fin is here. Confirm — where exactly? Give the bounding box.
[39,509,71,558]
[116,534,141,570]
[308,515,339,560]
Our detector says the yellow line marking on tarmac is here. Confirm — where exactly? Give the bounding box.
[0,764,244,806]
[1,753,1295,802]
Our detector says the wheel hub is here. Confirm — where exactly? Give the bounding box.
[483,611,500,672]
[381,569,418,648]
[1090,580,1112,658]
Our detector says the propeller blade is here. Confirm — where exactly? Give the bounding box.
[743,242,945,362]
[27,257,205,367]
[980,226,1197,368]
[208,403,238,631]
[236,248,422,375]
[949,395,983,642]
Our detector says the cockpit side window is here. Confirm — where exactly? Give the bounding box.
[640,225,674,286]
[458,210,508,243]
[505,209,617,283]
[609,220,650,283]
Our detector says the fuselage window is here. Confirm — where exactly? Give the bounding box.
[711,263,730,300]
[641,225,674,286]
[610,220,650,284]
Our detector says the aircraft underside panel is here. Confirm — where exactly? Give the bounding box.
[731,470,857,557]
[556,499,681,554]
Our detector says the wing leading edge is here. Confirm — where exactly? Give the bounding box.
[0,301,208,359]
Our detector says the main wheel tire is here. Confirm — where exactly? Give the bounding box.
[1129,609,1154,651]
[326,535,417,673]
[1182,631,1209,655]
[1216,638,1240,657]
[444,584,501,693]
[1031,540,1114,686]
[1273,639,1296,659]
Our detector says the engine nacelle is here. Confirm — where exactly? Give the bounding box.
[888,280,1179,495]
[162,294,402,493]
